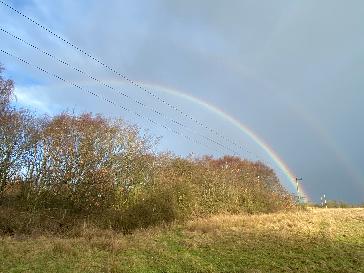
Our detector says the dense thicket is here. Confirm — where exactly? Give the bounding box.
[0,65,295,234]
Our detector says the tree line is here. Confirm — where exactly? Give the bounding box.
[0,64,295,234]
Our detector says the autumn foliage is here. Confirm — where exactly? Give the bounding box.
[0,65,295,234]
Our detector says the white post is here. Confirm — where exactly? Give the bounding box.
[323,194,327,208]
[295,178,303,203]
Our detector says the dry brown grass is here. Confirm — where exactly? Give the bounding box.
[186,208,364,237]
[1,208,363,273]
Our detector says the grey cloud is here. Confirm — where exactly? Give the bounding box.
[0,0,363,202]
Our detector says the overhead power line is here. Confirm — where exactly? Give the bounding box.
[1,1,281,172]
[0,48,220,154]
[0,0,296,185]
[0,0,248,154]
[0,27,236,155]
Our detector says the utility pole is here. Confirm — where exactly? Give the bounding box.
[295,177,303,203]
[320,194,327,208]
[324,194,327,208]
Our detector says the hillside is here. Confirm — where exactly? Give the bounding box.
[1,208,363,273]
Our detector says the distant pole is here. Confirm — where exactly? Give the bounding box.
[295,177,303,203]
[324,194,327,208]
[320,196,323,207]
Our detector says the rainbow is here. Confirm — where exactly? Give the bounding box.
[115,81,309,201]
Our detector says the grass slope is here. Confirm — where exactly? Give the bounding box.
[0,208,363,273]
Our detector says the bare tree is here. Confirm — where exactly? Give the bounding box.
[0,64,14,113]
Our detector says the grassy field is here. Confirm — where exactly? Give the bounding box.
[0,208,363,273]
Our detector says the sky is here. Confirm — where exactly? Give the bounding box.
[0,0,363,203]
